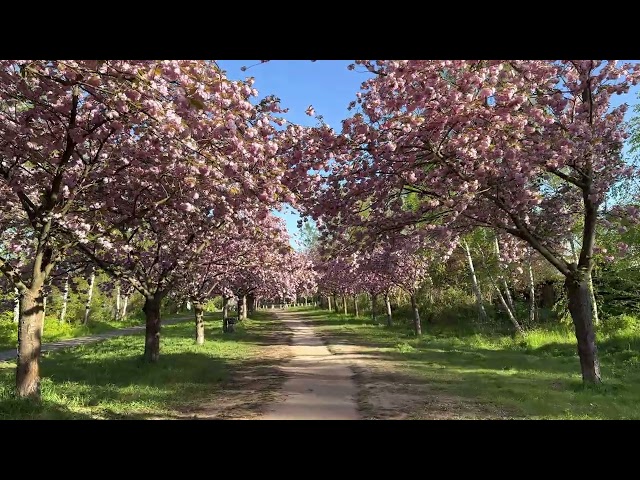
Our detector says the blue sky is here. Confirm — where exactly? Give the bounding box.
[218,60,640,247]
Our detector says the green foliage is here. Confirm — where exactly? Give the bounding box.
[204,296,223,312]
[298,221,319,250]
[0,273,157,351]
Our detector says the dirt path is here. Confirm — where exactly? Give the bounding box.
[260,311,360,420]
[0,315,194,363]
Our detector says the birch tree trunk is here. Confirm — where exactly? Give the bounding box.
[494,237,515,312]
[82,267,96,326]
[493,281,524,334]
[13,288,20,324]
[115,284,121,321]
[122,295,129,319]
[353,295,359,317]
[528,261,536,325]
[463,240,488,322]
[385,292,393,327]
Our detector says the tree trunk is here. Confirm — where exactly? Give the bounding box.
[222,295,230,319]
[502,278,515,313]
[114,284,121,321]
[495,237,516,312]
[41,293,47,339]
[494,282,524,334]
[58,275,69,324]
[122,295,129,319]
[528,262,536,325]
[236,295,243,321]
[353,295,359,317]
[343,295,348,315]
[566,275,601,383]
[463,240,488,322]
[247,294,255,316]
[332,294,338,314]
[241,295,247,320]
[371,293,378,323]
[410,293,422,336]
[82,267,96,325]
[13,287,20,324]
[194,301,205,345]
[569,235,599,326]
[587,272,599,326]
[328,295,332,312]
[16,290,45,398]
[385,292,393,327]
[142,294,162,363]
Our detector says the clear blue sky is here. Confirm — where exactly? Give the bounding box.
[218,60,640,246]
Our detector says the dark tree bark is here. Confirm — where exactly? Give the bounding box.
[142,293,163,363]
[247,294,255,316]
[194,301,205,345]
[410,293,422,336]
[371,292,378,323]
[16,290,44,398]
[566,274,601,383]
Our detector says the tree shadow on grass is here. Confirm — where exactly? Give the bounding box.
[0,396,95,420]
[334,339,640,419]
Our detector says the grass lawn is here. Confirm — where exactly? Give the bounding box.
[0,311,290,419]
[299,308,640,419]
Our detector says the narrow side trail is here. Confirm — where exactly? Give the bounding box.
[260,310,360,420]
[0,315,194,363]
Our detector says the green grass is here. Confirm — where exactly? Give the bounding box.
[0,311,286,419]
[0,311,190,352]
[302,309,640,419]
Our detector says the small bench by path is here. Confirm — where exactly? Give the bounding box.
[0,314,198,363]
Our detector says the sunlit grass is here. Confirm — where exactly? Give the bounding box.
[304,308,640,419]
[0,313,284,419]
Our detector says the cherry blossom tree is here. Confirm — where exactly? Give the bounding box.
[0,60,295,397]
[288,60,640,384]
[0,60,187,397]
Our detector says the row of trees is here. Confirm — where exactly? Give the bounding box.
[287,60,640,384]
[2,59,639,401]
[0,60,317,399]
